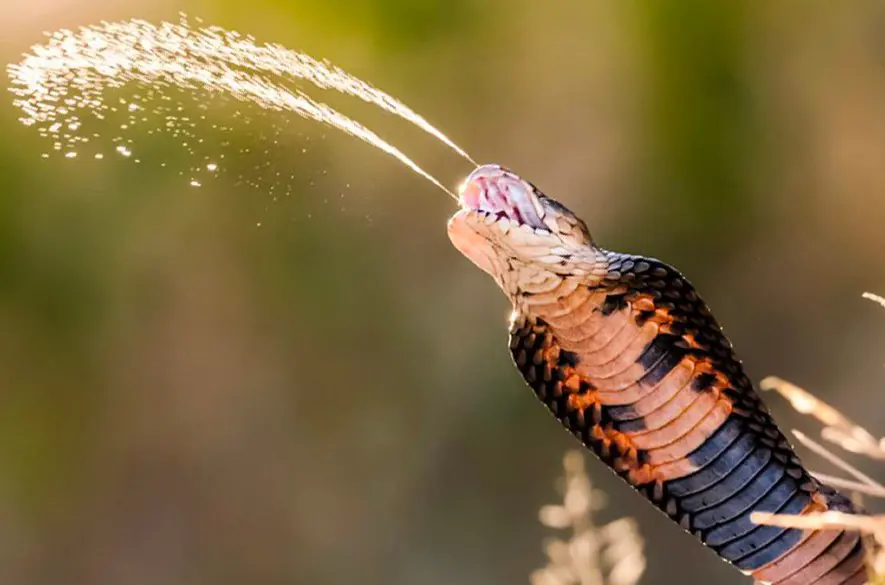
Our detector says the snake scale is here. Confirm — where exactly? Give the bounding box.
[447,164,873,584]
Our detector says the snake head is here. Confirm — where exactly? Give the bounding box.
[447,164,604,297]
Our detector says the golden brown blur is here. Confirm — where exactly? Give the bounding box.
[2,2,885,584]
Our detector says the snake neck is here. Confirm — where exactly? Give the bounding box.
[508,250,873,585]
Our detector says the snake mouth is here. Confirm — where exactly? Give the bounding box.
[458,165,546,230]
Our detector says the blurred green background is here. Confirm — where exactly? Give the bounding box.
[2,1,885,584]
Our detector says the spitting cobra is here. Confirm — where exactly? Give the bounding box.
[447,164,873,585]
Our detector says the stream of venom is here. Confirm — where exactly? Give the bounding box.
[7,15,474,198]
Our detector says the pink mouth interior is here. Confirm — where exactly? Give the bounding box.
[460,174,543,228]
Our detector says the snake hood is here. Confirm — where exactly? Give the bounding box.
[447,164,606,301]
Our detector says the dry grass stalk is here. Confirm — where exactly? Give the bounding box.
[751,510,885,535]
[760,377,885,460]
[753,292,885,581]
[531,451,646,585]
[751,510,885,582]
[863,293,885,310]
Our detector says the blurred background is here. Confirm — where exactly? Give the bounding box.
[2,1,885,584]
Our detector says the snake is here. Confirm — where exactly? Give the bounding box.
[447,164,874,585]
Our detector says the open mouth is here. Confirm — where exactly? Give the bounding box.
[458,165,546,229]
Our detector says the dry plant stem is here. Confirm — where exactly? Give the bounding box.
[820,428,885,461]
[810,473,885,499]
[532,451,645,585]
[751,511,885,537]
[863,292,885,310]
[761,376,856,431]
[792,430,885,492]
[758,299,885,582]
[753,511,885,583]
[565,453,606,585]
[762,376,885,459]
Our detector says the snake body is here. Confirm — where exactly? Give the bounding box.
[447,164,872,584]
